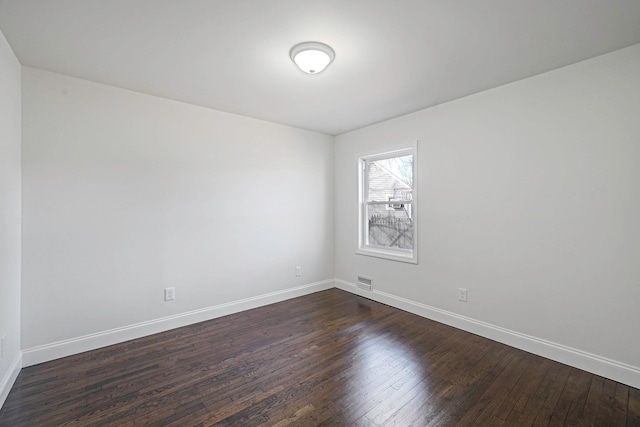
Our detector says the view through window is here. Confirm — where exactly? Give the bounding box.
[358,144,417,263]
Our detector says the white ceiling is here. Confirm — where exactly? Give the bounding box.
[1,0,640,135]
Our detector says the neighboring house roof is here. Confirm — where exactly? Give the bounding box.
[367,162,411,200]
[367,162,412,220]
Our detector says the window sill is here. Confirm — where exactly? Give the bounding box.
[356,247,418,264]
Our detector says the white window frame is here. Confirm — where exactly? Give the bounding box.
[357,141,418,264]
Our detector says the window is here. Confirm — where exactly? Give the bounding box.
[358,143,417,263]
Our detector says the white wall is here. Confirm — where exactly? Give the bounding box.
[0,29,21,404]
[335,44,640,386]
[21,68,333,355]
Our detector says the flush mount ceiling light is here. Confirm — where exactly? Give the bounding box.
[290,42,335,75]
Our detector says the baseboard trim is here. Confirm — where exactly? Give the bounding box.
[335,279,640,389]
[19,279,640,389]
[22,280,334,367]
[0,351,22,410]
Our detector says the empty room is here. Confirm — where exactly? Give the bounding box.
[1,1,639,425]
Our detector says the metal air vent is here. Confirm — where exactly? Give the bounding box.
[357,276,373,291]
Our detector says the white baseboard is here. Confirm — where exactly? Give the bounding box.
[335,279,640,389]
[0,351,22,410]
[22,280,334,368]
[18,278,640,390]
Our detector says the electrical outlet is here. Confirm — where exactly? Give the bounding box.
[458,288,468,302]
[295,266,302,277]
[164,287,175,301]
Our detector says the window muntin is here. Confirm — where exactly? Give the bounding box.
[358,145,417,263]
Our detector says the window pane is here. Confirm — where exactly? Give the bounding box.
[367,154,413,203]
[366,204,413,250]
[358,144,417,263]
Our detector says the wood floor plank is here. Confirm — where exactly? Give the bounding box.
[593,379,625,427]
[392,340,508,425]
[582,375,606,424]
[449,347,532,426]
[547,367,591,426]
[531,364,573,426]
[0,288,637,426]
[562,367,596,427]
[611,382,630,426]
[627,387,640,426]
[486,355,550,424]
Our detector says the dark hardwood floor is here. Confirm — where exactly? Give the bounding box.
[1,289,638,426]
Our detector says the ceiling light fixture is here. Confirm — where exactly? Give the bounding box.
[290,42,335,75]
